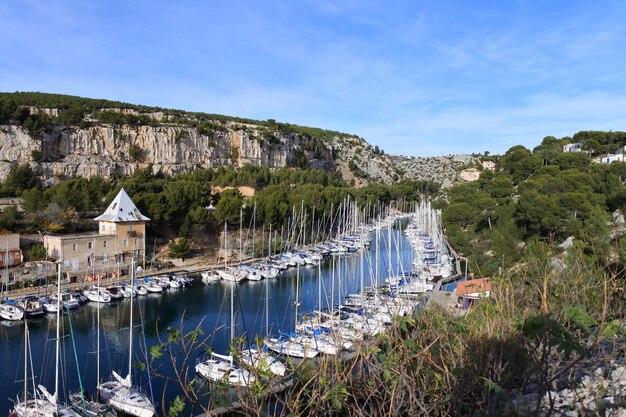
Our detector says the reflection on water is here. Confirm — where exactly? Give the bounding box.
[0,227,412,413]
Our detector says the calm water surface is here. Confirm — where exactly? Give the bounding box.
[0,226,413,414]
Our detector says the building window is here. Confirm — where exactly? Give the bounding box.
[103,252,108,263]
[123,239,128,247]
[72,243,77,252]
[88,241,93,250]
[128,225,133,232]
[103,240,107,248]
[134,238,138,246]
[101,224,105,232]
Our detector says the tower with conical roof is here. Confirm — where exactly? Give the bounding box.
[94,188,149,266]
[43,188,149,278]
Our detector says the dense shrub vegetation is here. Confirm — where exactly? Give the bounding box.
[440,135,626,277]
[0,92,355,143]
[0,163,436,237]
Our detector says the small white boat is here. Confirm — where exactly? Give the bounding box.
[240,347,287,376]
[98,374,155,417]
[195,352,255,387]
[13,390,82,417]
[133,284,148,296]
[265,334,319,359]
[217,267,246,282]
[119,285,136,298]
[242,266,263,281]
[167,277,182,289]
[0,303,24,321]
[41,297,61,314]
[15,296,45,318]
[152,276,170,289]
[201,271,220,283]
[61,292,80,310]
[105,286,124,300]
[142,279,163,293]
[83,287,112,303]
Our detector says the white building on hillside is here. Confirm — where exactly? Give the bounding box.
[593,153,626,164]
[563,142,584,153]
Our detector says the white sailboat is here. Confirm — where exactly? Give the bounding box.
[218,222,245,282]
[70,265,115,417]
[0,302,24,321]
[266,265,319,359]
[200,270,220,283]
[241,247,287,377]
[195,351,255,387]
[98,260,155,417]
[83,286,112,303]
[195,275,255,387]
[12,264,81,417]
[1,243,24,321]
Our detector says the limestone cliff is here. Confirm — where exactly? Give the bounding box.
[0,121,331,181]
[0,94,469,186]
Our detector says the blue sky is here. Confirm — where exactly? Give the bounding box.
[1,1,626,156]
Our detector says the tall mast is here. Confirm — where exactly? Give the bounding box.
[266,223,271,337]
[3,240,8,299]
[252,203,256,258]
[375,217,380,292]
[360,207,365,301]
[128,258,134,384]
[331,255,335,314]
[295,264,300,330]
[318,259,322,314]
[230,277,235,341]
[311,205,315,246]
[23,317,28,411]
[231,215,236,342]
[96,253,100,394]
[54,263,61,403]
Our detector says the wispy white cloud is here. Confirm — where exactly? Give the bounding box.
[357,91,626,156]
[1,0,625,157]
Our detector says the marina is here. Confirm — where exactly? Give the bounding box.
[1,205,456,415]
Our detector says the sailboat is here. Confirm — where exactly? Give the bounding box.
[195,278,255,387]
[1,242,24,321]
[240,224,287,377]
[265,264,319,359]
[217,222,246,282]
[195,350,255,387]
[98,260,156,417]
[0,300,24,321]
[11,264,81,417]
[70,266,115,417]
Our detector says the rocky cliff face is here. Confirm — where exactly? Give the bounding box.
[0,121,333,181]
[389,154,478,188]
[0,105,469,186]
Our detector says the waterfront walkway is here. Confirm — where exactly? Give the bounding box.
[3,255,261,299]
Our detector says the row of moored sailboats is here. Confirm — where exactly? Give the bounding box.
[194,202,455,392]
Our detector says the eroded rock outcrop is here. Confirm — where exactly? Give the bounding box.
[0,105,471,186]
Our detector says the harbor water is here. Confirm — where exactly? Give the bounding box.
[0,224,414,414]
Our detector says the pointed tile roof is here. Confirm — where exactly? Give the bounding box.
[94,188,150,223]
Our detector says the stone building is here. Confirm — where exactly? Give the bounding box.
[0,233,22,268]
[43,188,149,278]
